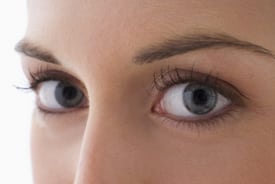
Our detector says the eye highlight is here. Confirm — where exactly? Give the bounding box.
[152,67,247,128]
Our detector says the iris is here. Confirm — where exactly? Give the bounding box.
[183,83,217,115]
[55,82,84,108]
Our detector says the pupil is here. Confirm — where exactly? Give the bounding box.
[63,86,77,100]
[193,89,208,105]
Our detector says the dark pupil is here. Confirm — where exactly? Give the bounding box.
[193,89,209,105]
[55,82,84,108]
[63,86,77,100]
[183,83,217,115]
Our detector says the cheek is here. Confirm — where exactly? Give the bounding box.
[31,111,84,184]
[144,136,275,183]
[30,102,275,184]
[136,114,275,183]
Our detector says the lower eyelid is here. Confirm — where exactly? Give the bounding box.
[36,100,89,115]
[150,104,241,135]
[34,106,89,127]
[153,95,233,122]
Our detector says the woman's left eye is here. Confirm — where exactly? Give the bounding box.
[155,82,231,121]
[37,80,87,113]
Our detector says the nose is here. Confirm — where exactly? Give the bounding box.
[72,72,153,184]
[73,111,122,184]
[72,103,149,184]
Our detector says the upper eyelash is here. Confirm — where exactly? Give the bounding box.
[15,66,54,91]
[153,65,218,91]
[29,69,76,90]
[16,66,85,96]
[14,66,49,92]
[28,67,89,101]
[152,66,248,107]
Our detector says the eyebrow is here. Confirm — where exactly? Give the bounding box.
[15,32,275,65]
[15,40,60,65]
[134,33,275,64]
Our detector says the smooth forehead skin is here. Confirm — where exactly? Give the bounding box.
[23,0,275,184]
[26,0,275,69]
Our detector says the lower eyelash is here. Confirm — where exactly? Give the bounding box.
[155,105,240,133]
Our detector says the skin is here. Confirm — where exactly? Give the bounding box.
[18,0,275,183]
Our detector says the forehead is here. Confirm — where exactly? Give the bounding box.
[27,0,274,26]
[25,0,275,68]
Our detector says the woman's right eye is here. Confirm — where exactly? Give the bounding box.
[36,80,87,113]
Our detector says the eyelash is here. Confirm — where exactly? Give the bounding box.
[18,67,86,116]
[151,66,248,130]
[21,65,247,131]
[23,66,79,92]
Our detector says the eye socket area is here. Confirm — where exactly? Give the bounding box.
[37,80,88,113]
[153,82,232,122]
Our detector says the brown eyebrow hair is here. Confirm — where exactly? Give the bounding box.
[15,40,60,65]
[15,32,275,65]
[134,33,275,64]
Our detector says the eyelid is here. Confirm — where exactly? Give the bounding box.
[149,66,249,133]
[152,67,248,108]
[25,67,90,115]
[28,68,88,97]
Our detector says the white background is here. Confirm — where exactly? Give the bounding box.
[0,0,33,183]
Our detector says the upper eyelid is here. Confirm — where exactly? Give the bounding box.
[22,59,80,83]
[27,68,88,97]
[152,67,215,90]
[152,67,249,107]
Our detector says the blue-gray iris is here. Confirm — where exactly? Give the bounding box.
[183,83,217,115]
[55,82,84,108]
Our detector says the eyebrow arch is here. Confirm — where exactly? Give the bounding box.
[15,39,60,65]
[134,33,275,64]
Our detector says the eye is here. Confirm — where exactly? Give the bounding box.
[37,80,86,113]
[156,82,231,121]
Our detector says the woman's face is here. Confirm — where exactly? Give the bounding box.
[17,0,275,183]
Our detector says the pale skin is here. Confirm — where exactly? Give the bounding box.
[16,0,275,183]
